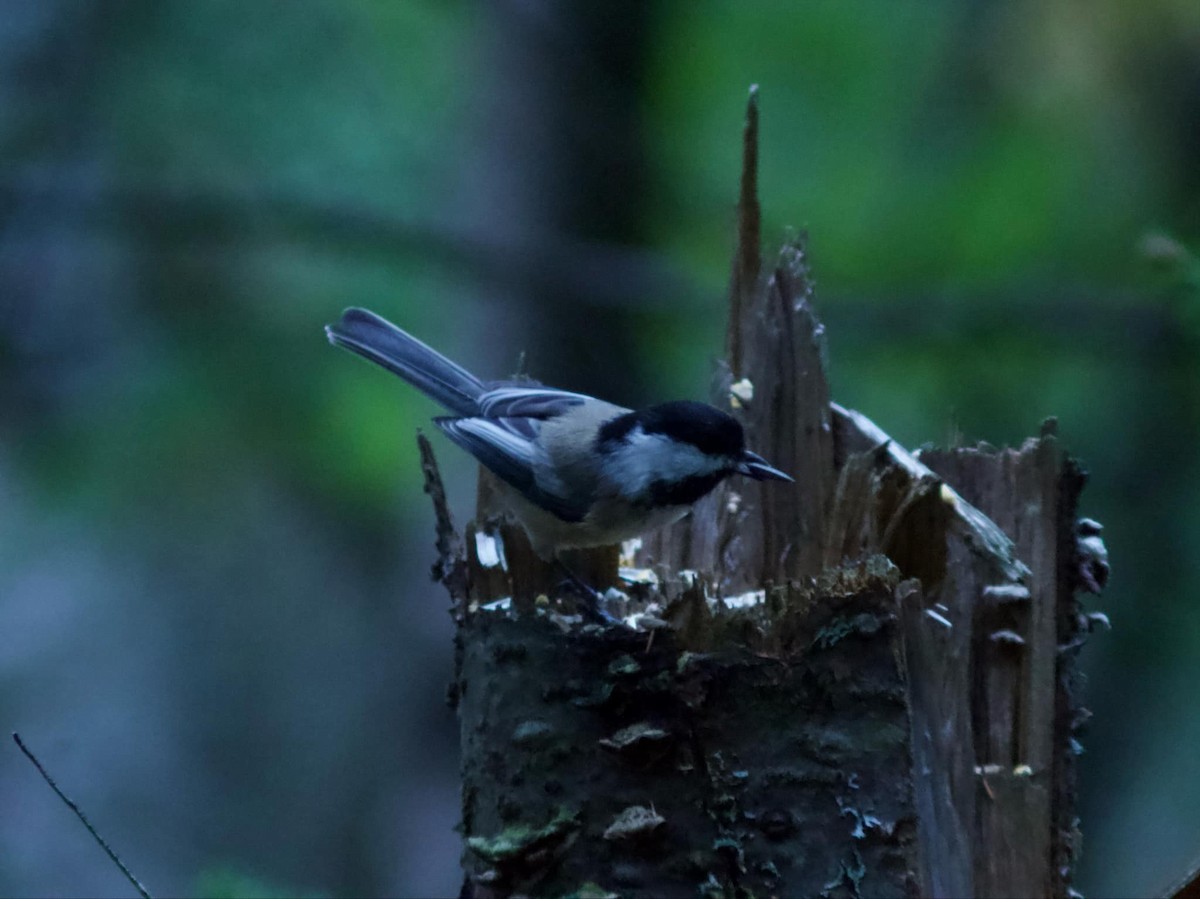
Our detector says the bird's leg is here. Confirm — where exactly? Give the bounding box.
[554,558,621,625]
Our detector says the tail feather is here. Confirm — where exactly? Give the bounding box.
[325,308,484,415]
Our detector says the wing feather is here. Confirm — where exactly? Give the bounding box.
[477,387,590,419]
[435,416,588,523]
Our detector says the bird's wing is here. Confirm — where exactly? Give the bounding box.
[434,416,589,523]
[476,387,591,420]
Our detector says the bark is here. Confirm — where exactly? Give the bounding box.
[451,558,916,898]
[423,90,1109,898]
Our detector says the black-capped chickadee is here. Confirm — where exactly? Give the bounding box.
[326,308,792,561]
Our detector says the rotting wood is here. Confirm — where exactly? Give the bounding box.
[919,429,1099,898]
[452,556,918,897]
[420,87,1109,898]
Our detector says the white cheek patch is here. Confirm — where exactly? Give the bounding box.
[602,426,728,501]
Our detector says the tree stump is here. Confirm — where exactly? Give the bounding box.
[421,88,1109,899]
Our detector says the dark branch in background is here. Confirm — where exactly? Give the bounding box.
[12,732,152,899]
[0,173,1176,349]
[0,169,700,313]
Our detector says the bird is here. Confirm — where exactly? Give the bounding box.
[325,307,792,565]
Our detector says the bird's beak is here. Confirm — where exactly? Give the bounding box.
[736,450,793,482]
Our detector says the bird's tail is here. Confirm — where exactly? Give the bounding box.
[325,308,485,416]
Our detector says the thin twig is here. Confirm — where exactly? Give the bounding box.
[1161,852,1200,899]
[12,732,152,899]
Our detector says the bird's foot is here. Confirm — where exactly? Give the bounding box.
[555,563,621,625]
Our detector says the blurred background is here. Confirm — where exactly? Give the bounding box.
[1,1,1198,896]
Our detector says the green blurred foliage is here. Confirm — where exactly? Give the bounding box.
[194,866,326,899]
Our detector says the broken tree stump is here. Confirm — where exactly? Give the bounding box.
[420,89,1108,898]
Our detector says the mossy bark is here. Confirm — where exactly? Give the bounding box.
[453,560,918,898]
